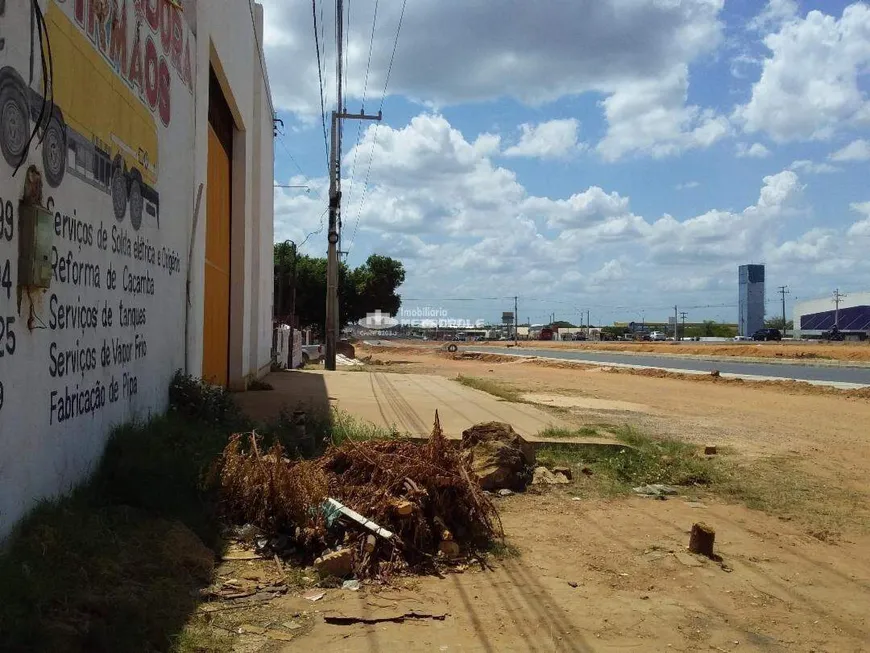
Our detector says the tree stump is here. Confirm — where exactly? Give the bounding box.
[688,522,716,557]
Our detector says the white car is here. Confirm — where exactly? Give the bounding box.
[732,335,752,342]
[649,331,668,341]
[301,344,323,365]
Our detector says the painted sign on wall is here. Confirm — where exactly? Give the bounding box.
[0,0,196,538]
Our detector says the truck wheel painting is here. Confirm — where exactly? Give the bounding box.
[0,1,161,230]
[0,71,29,168]
[41,112,66,187]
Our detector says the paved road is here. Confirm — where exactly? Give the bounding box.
[470,347,870,387]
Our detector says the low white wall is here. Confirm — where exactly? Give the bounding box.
[0,0,274,539]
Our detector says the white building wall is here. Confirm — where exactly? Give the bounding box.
[0,0,274,539]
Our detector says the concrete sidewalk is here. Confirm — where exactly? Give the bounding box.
[237,370,585,441]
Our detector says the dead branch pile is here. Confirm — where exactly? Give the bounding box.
[216,412,502,578]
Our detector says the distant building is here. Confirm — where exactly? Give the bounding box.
[793,292,870,339]
[738,265,765,336]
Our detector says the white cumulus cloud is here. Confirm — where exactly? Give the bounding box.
[735,3,870,142]
[735,142,771,158]
[789,160,839,175]
[503,119,582,160]
[830,139,870,162]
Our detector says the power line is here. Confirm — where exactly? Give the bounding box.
[311,0,330,173]
[346,0,408,257]
[299,208,329,248]
[342,0,380,219]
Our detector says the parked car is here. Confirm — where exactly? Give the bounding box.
[752,328,782,341]
[821,327,845,341]
[301,343,323,365]
[649,331,667,341]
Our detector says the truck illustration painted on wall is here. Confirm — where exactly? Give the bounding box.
[0,0,159,230]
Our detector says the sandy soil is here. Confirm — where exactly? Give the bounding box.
[490,339,870,362]
[202,492,870,652]
[206,345,870,651]
[357,345,870,472]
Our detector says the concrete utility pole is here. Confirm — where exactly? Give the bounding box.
[778,285,789,329]
[674,305,679,341]
[833,288,846,328]
[325,0,382,370]
[514,296,518,345]
[679,311,688,339]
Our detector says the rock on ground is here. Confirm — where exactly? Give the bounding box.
[314,548,353,578]
[532,466,570,485]
[461,422,535,491]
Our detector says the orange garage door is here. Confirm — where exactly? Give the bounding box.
[202,73,233,386]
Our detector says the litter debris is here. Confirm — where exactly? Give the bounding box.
[216,413,502,579]
[336,354,363,366]
[315,548,353,578]
[439,540,460,558]
[532,466,570,485]
[704,445,718,456]
[342,579,361,591]
[239,624,266,635]
[632,484,679,497]
[303,590,326,602]
[324,498,395,540]
[710,370,721,378]
[551,466,573,480]
[324,609,448,625]
[567,581,578,588]
[497,489,513,497]
[393,499,415,516]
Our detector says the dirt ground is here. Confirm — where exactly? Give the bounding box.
[198,344,870,652]
[199,492,870,652]
[485,339,870,363]
[374,338,870,363]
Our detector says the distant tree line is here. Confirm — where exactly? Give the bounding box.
[274,243,405,336]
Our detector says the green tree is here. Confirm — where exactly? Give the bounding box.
[765,317,793,330]
[273,247,404,335]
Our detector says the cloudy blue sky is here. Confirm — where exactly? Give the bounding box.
[261,0,870,325]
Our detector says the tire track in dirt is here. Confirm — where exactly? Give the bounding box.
[373,372,430,435]
[398,374,481,426]
[425,375,518,424]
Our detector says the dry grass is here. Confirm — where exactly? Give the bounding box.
[535,426,870,537]
[455,375,523,402]
[215,414,503,579]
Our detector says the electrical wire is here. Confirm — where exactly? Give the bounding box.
[299,208,329,248]
[312,0,330,174]
[345,0,408,258]
[341,0,379,223]
[13,0,53,178]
